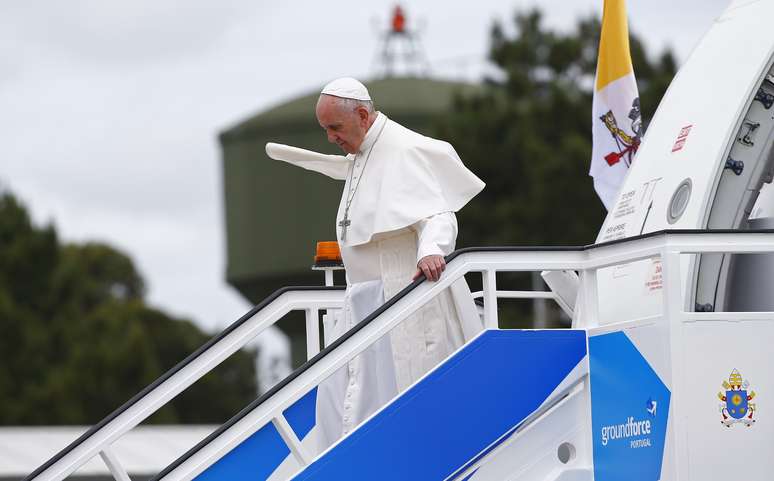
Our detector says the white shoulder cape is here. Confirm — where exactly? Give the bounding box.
[266,115,485,247]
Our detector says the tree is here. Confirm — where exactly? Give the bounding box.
[433,10,677,327]
[0,191,257,425]
[436,10,677,248]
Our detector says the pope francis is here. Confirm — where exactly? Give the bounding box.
[265,77,485,449]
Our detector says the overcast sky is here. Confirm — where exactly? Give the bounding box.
[1,0,731,339]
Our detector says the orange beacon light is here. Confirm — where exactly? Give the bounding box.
[312,241,344,286]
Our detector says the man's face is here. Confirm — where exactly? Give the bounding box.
[316,95,370,154]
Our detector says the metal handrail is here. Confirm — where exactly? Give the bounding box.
[470,290,557,299]
[153,230,774,481]
[24,286,345,481]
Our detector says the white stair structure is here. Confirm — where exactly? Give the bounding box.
[22,233,774,481]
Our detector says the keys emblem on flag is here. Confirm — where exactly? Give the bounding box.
[600,97,643,167]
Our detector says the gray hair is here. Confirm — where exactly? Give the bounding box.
[320,94,375,114]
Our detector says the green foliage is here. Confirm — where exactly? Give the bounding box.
[434,9,677,328]
[436,9,677,247]
[0,192,257,425]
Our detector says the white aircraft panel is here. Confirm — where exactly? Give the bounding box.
[598,1,774,242]
[683,320,774,481]
[595,1,774,324]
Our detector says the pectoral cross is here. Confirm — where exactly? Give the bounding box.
[338,215,351,241]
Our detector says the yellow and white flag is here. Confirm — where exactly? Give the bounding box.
[590,0,642,210]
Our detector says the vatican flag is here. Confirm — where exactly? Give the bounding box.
[590,0,642,210]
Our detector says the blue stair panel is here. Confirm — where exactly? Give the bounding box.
[194,388,318,481]
[294,329,586,481]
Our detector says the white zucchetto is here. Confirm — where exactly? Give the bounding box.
[321,77,372,101]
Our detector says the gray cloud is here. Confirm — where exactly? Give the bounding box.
[0,1,262,69]
[0,0,732,336]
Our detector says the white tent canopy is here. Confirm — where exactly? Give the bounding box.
[0,426,216,479]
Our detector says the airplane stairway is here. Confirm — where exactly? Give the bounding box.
[178,329,587,481]
[24,232,774,481]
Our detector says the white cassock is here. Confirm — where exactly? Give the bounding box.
[267,112,485,449]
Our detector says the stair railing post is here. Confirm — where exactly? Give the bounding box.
[305,308,321,360]
[483,269,498,329]
[271,415,312,466]
[99,446,131,481]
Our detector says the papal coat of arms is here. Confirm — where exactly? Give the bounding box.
[718,369,756,427]
[599,97,642,167]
